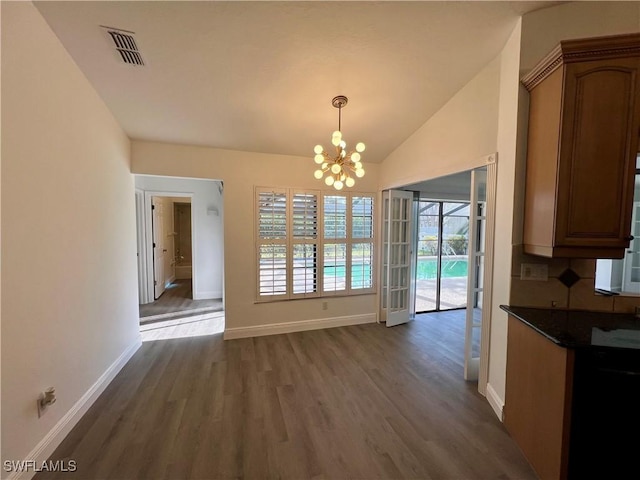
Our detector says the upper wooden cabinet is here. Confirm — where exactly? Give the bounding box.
[522,33,640,258]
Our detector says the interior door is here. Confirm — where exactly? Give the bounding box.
[152,197,166,299]
[382,190,414,327]
[464,168,486,380]
[623,201,640,294]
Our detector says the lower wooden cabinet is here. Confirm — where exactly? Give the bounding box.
[505,314,640,479]
[504,316,574,480]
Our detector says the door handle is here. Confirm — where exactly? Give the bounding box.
[162,249,167,253]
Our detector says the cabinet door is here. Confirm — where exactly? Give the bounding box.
[556,58,640,249]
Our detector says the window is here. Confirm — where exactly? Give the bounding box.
[256,187,374,301]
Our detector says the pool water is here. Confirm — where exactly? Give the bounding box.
[416,258,468,279]
[323,258,468,279]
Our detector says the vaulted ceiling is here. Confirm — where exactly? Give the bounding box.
[35,1,561,163]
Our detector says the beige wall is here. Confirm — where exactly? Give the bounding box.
[1,1,140,468]
[132,141,380,331]
[379,55,501,189]
[487,20,523,409]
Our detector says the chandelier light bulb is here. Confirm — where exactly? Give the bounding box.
[313,96,366,189]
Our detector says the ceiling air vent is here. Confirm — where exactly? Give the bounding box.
[102,26,144,66]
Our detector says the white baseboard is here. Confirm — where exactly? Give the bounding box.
[224,313,377,340]
[485,382,504,422]
[7,338,142,480]
[193,290,222,300]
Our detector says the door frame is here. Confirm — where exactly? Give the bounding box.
[135,189,149,304]
[477,155,497,395]
[378,153,497,396]
[141,191,193,304]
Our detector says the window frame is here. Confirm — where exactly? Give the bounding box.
[255,186,375,302]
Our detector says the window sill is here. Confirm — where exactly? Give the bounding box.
[254,290,376,304]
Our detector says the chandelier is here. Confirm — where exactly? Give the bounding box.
[313,95,365,190]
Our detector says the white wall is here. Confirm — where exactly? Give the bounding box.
[132,141,380,333]
[135,176,224,300]
[1,1,140,473]
[379,55,501,189]
[486,20,522,414]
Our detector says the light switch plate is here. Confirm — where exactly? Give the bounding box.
[520,263,549,281]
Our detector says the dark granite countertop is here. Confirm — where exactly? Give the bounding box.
[500,305,640,350]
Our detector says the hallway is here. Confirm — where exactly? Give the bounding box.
[139,279,223,322]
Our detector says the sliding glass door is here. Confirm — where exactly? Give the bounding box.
[415,200,470,312]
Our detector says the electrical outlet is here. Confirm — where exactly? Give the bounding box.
[520,263,549,281]
[322,301,328,311]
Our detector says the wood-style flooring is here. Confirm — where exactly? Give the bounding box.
[139,279,223,321]
[36,311,536,480]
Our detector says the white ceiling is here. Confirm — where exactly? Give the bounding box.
[34,1,560,164]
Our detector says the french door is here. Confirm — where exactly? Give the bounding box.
[464,168,486,380]
[381,190,415,327]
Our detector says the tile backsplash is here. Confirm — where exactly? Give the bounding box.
[509,244,640,313]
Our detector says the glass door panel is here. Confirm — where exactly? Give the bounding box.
[415,201,439,312]
[440,202,470,310]
[381,190,414,327]
[415,200,469,312]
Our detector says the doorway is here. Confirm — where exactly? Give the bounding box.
[173,202,193,280]
[415,200,470,313]
[134,176,225,341]
[380,157,496,386]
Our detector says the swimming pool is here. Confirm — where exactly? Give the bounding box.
[416,257,468,279]
[323,257,468,279]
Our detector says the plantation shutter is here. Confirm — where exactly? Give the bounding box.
[351,195,375,290]
[292,192,319,296]
[257,189,287,297]
[323,195,348,293]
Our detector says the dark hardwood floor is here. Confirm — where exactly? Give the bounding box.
[37,311,536,480]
